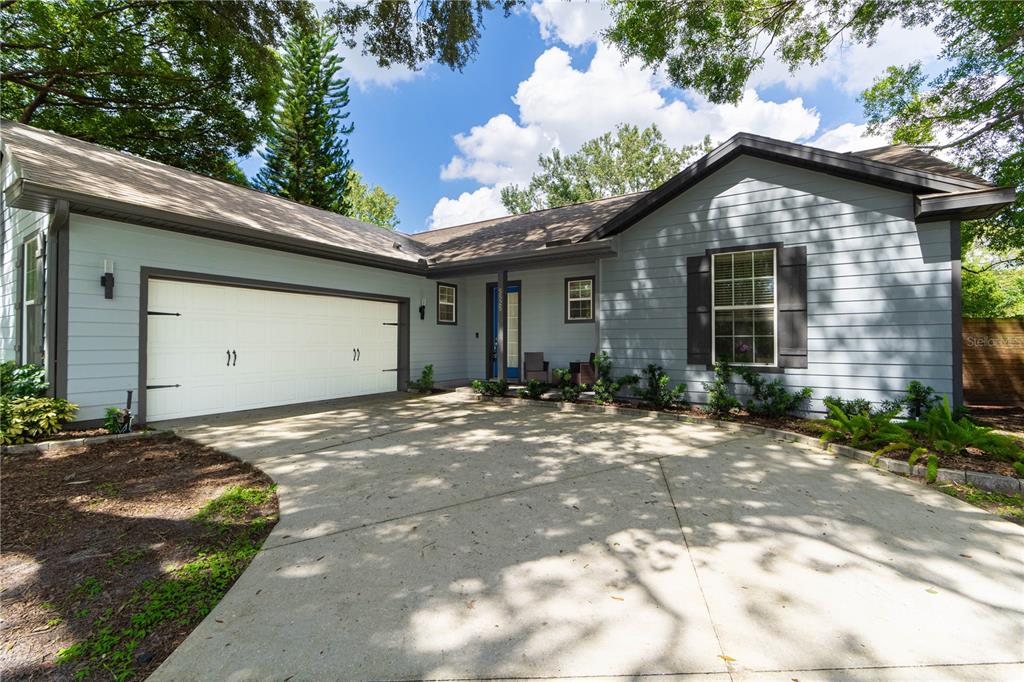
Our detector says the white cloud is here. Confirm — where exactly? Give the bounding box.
[428,187,508,229]
[750,22,944,95]
[811,123,890,153]
[337,39,421,90]
[531,0,611,47]
[437,43,821,191]
[440,114,553,185]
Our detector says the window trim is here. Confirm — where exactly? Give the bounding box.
[710,247,778,368]
[17,231,45,365]
[564,276,595,323]
[436,281,457,325]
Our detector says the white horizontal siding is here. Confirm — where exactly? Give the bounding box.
[599,156,956,413]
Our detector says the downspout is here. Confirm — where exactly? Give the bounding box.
[45,199,69,399]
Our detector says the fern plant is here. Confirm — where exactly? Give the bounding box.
[819,402,913,451]
[904,398,1024,466]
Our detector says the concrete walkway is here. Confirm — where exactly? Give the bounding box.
[150,393,1024,681]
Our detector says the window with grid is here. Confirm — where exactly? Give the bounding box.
[437,283,456,324]
[566,277,594,322]
[712,249,776,365]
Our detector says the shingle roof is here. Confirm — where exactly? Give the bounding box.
[2,121,1006,271]
[409,192,647,262]
[850,144,993,188]
[1,120,426,262]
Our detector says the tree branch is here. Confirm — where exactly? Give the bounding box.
[20,75,57,123]
[964,258,1023,274]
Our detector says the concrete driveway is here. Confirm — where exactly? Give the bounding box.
[150,393,1024,681]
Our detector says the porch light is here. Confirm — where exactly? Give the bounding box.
[101,259,115,299]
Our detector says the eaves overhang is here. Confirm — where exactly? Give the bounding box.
[581,133,993,242]
[425,239,617,278]
[8,179,430,276]
[915,186,1017,222]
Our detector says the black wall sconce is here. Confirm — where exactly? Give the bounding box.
[100,259,115,299]
[418,304,426,320]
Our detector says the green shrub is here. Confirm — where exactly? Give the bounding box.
[736,367,812,418]
[103,407,132,434]
[1,396,79,445]
[702,360,740,417]
[520,378,545,400]
[552,367,573,387]
[881,380,942,420]
[819,402,913,451]
[903,398,1024,466]
[631,363,686,409]
[409,364,435,394]
[470,378,508,397]
[0,361,48,398]
[591,351,639,405]
[823,395,873,416]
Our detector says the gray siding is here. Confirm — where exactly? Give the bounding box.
[599,156,956,412]
[64,215,599,420]
[65,215,466,420]
[0,156,49,363]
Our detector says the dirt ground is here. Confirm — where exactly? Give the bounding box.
[0,434,277,680]
[969,404,1024,436]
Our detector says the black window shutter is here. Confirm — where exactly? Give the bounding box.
[778,246,808,368]
[686,254,711,366]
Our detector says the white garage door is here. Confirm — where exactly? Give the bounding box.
[146,279,399,421]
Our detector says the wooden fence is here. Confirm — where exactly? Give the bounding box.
[963,318,1024,406]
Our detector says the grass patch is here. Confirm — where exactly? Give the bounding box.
[937,482,1024,523]
[56,483,276,681]
[195,485,276,523]
[106,547,148,569]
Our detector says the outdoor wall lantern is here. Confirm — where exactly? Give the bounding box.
[419,296,426,320]
[101,259,115,299]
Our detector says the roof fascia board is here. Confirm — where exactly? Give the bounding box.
[583,134,989,242]
[915,186,1017,222]
[426,240,616,278]
[15,180,428,275]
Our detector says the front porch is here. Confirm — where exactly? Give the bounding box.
[426,261,602,385]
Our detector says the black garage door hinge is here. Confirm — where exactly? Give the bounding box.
[146,384,181,389]
[147,311,181,316]
[382,322,398,326]
[382,368,398,372]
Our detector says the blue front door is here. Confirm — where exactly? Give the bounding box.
[490,284,520,379]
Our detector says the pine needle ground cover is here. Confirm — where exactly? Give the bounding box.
[0,435,277,681]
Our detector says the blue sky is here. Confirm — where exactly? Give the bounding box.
[238,1,944,234]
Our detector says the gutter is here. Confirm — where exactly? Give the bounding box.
[915,186,1017,222]
[425,239,618,277]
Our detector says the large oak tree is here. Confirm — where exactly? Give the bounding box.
[1,0,310,183]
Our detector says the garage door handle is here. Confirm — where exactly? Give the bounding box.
[226,350,231,366]
[353,348,357,361]
[232,350,237,366]
[357,348,361,361]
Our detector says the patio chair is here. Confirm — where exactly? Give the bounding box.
[523,352,550,383]
[570,352,597,385]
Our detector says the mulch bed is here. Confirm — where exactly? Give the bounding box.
[0,434,277,680]
[968,404,1024,436]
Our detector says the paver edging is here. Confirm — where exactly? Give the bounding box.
[468,393,1024,496]
[1,429,166,455]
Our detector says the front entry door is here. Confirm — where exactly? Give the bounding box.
[487,282,521,380]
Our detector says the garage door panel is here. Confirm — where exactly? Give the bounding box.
[146,280,400,421]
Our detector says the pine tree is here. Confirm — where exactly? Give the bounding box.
[256,19,353,213]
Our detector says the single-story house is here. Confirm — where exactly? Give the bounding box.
[1,120,1015,425]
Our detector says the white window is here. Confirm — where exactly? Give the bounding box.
[21,237,44,365]
[712,249,776,366]
[566,277,594,322]
[437,283,457,324]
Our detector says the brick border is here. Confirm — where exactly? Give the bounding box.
[1,430,165,455]
[468,394,1024,497]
